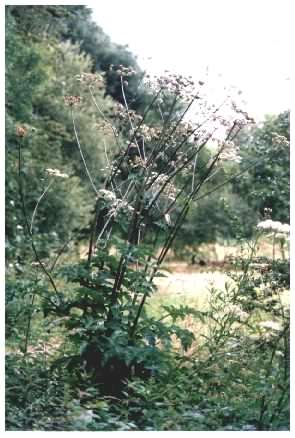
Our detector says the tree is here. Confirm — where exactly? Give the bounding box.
[233,111,290,223]
[5,9,119,262]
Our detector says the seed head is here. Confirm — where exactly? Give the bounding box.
[16,126,27,138]
[64,95,82,107]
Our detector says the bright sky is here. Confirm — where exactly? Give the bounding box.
[90,0,292,121]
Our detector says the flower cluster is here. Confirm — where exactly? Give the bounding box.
[257,219,290,234]
[113,199,134,216]
[213,114,233,128]
[16,125,28,138]
[112,102,125,117]
[96,189,134,218]
[174,121,195,139]
[96,120,118,137]
[219,140,241,162]
[113,103,143,126]
[128,156,145,169]
[148,72,197,101]
[231,101,256,124]
[227,304,249,321]
[75,72,104,87]
[259,320,282,332]
[96,189,117,203]
[137,123,161,142]
[64,95,82,106]
[263,207,272,219]
[234,118,249,128]
[126,109,143,124]
[45,168,69,178]
[271,133,289,146]
[109,64,137,78]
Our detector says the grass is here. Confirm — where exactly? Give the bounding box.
[148,267,235,316]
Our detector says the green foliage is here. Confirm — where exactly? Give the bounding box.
[5,13,117,263]
[175,189,257,252]
[110,240,289,431]
[5,16,43,122]
[7,223,289,431]
[7,5,74,39]
[39,236,198,397]
[233,112,290,223]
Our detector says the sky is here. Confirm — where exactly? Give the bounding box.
[91,0,292,121]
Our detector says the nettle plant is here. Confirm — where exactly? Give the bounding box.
[18,68,254,395]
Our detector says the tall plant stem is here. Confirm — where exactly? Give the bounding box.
[71,108,98,195]
[108,89,162,187]
[30,179,55,233]
[120,76,143,163]
[130,125,245,337]
[17,139,60,298]
[23,293,36,354]
[272,232,276,261]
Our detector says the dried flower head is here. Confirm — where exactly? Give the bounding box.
[234,118,249,128]
[271,133,289,146]
[231,101,255,124]
[137,124,161,142]
[110,199,135,217]
[113,103,143,126]
[16,126,28,138]
[110,64,137,78]
[96,120,118,137]
[219,140,241,162]
[64,95,82,107]
[263,207,272,219]
[148,72,195,100]
[76,72,104,88]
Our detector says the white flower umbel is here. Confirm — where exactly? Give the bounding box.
[95,184,134,244]
[45,168,69,178]
[227,304,249,321]
[257,219,290,234]
[96,189,117,203]
[219,140,241,162]
[259,320,282,332]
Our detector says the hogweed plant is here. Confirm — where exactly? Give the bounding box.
[17,68,256,395]
[257,218,290,260]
